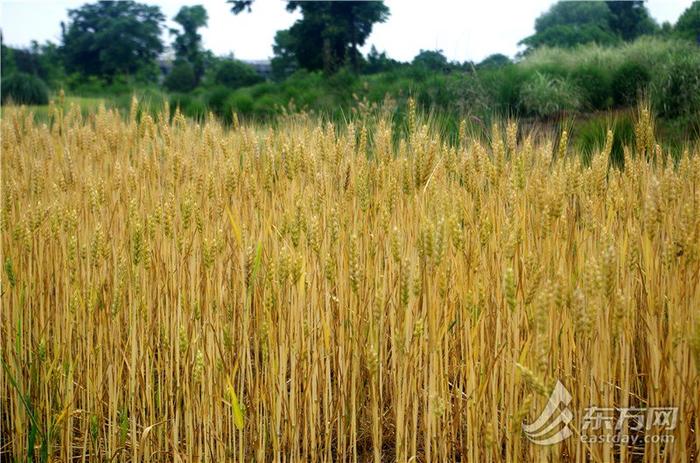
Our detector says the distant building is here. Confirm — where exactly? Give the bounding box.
[243,60,272,80]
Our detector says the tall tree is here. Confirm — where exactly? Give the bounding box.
[171,5,209,85]
[520,1,658,52]
[0,33,17,79]
[675,1,700,43]
[285,1,389,72]
[606,1,657,40]
[7,41,65,84]
[229,0,389,73]
[519,1,619,51]
[412,49,448,71]
[61,0,164,81]
[365,45,401,74]
[270,29,298,80]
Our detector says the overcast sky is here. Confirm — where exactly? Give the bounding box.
[0,0,693,63]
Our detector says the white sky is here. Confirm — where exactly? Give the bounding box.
[0,0,693,63]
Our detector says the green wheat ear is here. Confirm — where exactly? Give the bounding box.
[4,257,16,287]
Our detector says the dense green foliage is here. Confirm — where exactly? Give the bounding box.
[412,50,449,71]
[164,61,197,92]
[189,38,696,125]
[229,0,389,74]
[520,1,657,52]
[611,61,650,106]
[477,54,512,69]
[61,1,165,81]
[211,59,264,89]
[519,72,581,118]
[171,5,209,85]
[1,72,49,105]
[653,50,700,119]
[674,1,700,42]
[277,1,389,73]
[270,30,299,80]
[521,2,620,50]
[606,1,658,40]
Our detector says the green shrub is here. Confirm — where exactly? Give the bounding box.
[327,67,358,95]
[213,60,263,90]
[572,64,611,110]
[674,1,700,42]
[66,74,134,97]
[252,93,284,118]
[170,93,206,119]
[611,62,650,106]
[653,52,700,118]
[573,112,634,165]
[444,73,492,118]
[226,93,254,118]
[111,89,166,119]
[1,72,49,105]
[477,53,511,69]
[164,61,197,93]
[416,76,457,111]
[481,65,528,114]
[205,86,231,117]
[250,82,276,99]
[412,50,449,71]
[520,72,581,118]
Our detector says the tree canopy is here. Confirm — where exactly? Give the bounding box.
[675,1,700,43]
[232,1,389,73]
[285,1,389,72]
[212,59,263,89]
[607,1,657,41]
[412,50,448,71]
[61,0,165,80]
[271,30,298,80]
[171,5,209,85]
[477,53,511,69]
[519,1,657,51]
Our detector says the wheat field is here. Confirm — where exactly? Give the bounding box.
[1,100,699,462]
